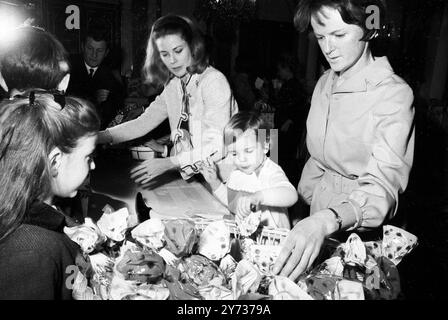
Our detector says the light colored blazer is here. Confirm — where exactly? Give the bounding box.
[298,56,415,229]
[107,66,238,177]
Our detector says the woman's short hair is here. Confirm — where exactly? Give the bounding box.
[143,15,209,88]
[0,27,70,91]
[294,0,387,41]
[0,92,100,241]
[224,111,271,147]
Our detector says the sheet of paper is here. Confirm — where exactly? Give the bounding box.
[142,177,230,219]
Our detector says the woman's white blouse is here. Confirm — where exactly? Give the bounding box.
[107,66,238,177]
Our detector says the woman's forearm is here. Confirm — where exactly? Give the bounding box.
[97,129,113,144]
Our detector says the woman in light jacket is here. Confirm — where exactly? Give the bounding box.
[274,0,414,281]
[98,15,237,182]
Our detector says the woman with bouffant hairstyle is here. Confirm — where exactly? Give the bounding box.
[143,14,209,88]
[99,14,237,183]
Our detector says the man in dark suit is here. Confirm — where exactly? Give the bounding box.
[63,27,125,221]
[67,27,125,130]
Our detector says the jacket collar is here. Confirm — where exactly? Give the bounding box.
[23,201,79,233]
[328,56,394,93]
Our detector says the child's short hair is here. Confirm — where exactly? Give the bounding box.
[224,111,271,147]
[0,92,100,241]
[0,26,69,92]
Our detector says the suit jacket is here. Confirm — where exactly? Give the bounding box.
[67,54,126,129]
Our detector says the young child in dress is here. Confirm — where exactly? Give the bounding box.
[200,111,298,230]
[0,93,100,299]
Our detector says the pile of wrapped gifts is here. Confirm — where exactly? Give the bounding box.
[65,205,418,300]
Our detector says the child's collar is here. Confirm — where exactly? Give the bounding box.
[251,155,267,177]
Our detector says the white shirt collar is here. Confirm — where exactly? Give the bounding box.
[84,62,98,76]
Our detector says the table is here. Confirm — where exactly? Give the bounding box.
[89,149,230,227]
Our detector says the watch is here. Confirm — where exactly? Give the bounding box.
[328,208,343,232]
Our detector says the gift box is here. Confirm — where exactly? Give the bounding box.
[129,145,157,161]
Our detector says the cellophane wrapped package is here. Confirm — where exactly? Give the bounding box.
[68,203,416,300]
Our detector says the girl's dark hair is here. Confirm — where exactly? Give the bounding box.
[0,93,100,241]
[294,0,387,41]
[224,111,271,147]
[0,26,70,91]
[143,15,209,88]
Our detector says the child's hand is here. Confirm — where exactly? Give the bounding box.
[198,158,221,190]
[235,192,264,220]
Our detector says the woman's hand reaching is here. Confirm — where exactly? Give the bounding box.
[273,210,336,281]
[130,157,178,184]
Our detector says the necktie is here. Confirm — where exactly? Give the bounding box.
[89,68,95,78]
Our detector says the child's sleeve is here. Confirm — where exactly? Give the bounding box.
[268,164,297,190]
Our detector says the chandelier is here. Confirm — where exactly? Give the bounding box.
[194,0,257,26]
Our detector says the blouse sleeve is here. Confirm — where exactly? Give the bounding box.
[107,92,168,145]
[176,71,237,175]
[333,81,415,229]
[298,157,325,205]
[213,183,229,206]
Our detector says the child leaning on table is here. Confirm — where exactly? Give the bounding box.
[199,111,298,229]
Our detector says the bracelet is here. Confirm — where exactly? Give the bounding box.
[328,207,343,232]
[344,200,361,231]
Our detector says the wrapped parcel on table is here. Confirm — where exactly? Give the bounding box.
[65,205,417,300]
